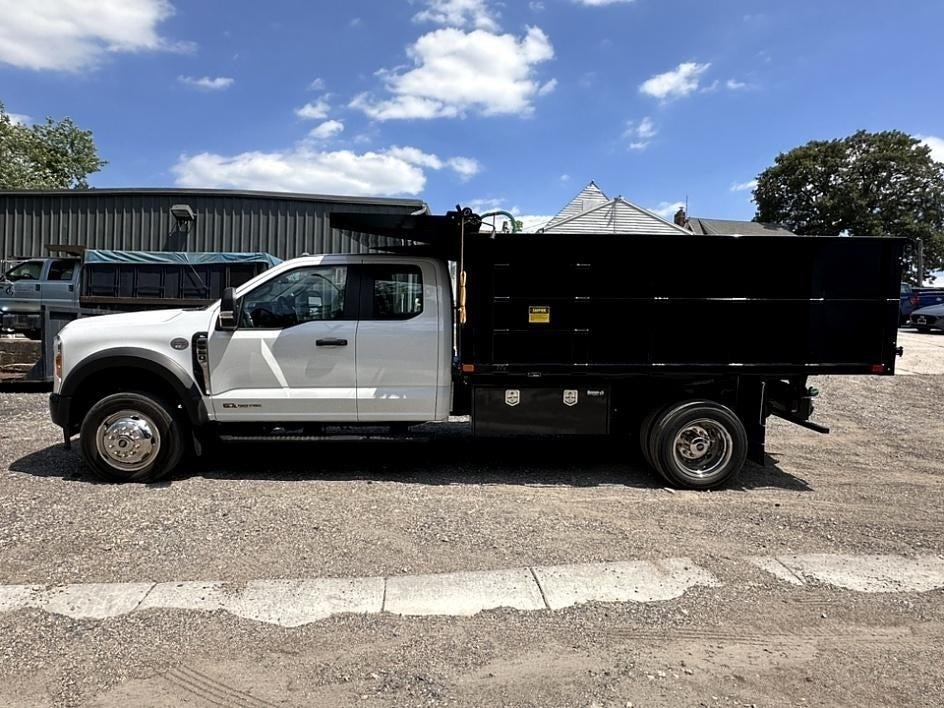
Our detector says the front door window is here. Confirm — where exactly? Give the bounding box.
[240,266,348,328]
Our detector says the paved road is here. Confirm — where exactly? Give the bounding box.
[1,361,943,705]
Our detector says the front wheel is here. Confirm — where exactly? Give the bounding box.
[646,400,747,490]
[916,326,931,334]
[79,392,184,483]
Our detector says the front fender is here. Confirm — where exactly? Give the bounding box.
[59,347,209,429]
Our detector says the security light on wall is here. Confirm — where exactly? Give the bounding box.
[170,204,195,223]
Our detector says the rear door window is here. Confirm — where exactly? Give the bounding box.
[47,260,77,281]
[367,265,423,320]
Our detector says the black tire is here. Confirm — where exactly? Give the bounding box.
[79,392,184,483]
[916,326,931,334]
[639,403,671,471]
[649,399,747,490]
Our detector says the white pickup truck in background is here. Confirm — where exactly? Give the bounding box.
[1,257,81,338]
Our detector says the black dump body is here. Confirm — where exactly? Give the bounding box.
[459,233,905,376]
[331,211,906,463]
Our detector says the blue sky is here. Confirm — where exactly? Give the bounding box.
[2,0,943,227]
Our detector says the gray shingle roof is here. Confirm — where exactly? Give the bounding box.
[686,218,795,236]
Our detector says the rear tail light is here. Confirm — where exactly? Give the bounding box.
[870,364,886,374]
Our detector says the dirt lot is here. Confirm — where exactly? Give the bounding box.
[1,368,943,706]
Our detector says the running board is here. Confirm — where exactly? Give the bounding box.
[218,434,430,443]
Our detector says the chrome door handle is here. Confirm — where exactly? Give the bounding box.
[316,338,348,347]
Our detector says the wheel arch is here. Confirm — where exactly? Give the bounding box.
[61,348,208,433]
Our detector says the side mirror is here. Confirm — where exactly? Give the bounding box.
[219,287,237,330]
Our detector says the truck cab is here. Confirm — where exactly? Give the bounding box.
[1,257,81,338]
[50,254,454,482]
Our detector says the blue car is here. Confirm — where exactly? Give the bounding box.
[901,283,918,323]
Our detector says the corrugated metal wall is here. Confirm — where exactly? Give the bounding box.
[0,190,424,261]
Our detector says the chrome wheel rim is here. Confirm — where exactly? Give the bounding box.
[672,418,733,478]
[95,409,160,472]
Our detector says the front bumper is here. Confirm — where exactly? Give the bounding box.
[911,314,943,330]
[49,393,71,429]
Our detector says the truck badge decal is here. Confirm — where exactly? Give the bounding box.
[528,305,550,324]
[563,389,578,407]
[505,389,520,407]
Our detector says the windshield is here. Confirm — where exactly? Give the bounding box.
[4,261,43,282]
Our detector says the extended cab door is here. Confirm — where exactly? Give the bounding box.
[355,259,446,422]
[40,259,80,311]
[2,259,45,312]
[207,260,359,421]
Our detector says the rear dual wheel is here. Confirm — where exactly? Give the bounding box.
[639,400,747,489]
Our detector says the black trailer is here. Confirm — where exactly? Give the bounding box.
[334,211,907,489]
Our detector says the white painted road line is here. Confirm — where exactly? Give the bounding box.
[750,554,944,593]
[385,567,546,616]
[533,558,721,610]
[1,554,942,627]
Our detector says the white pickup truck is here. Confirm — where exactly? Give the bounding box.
[51,254,453,482]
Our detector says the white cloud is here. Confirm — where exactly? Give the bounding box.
[178,75,234,91]
[560,173,570,182]
[446,156,482,180]
[529,1,545,11]
[0,0,191,72]
[308,120,344,140]
[6,112,30,125]
[575,0,637,5]
[537,78,557,96]
[413,0,499,31]
[515,214,553,231]
[639,61,711,100]
[386,145,445,169]
[308,77,326,91]
[730,179,758,192]
[650,201,685,220]
[623,116,657,150]
[385,146,481,180]
[726,78,748,90]
[349,17,362,28]
[295,98,330,120]
[173,142,480,196]
[350,26,554,120]
[919,135,944,163]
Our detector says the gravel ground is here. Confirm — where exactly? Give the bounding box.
[1,372,943,706]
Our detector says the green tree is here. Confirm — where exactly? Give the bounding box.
[754,130,944,281]
[0,102,106,189]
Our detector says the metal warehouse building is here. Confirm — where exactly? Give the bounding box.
[0,188,427,262]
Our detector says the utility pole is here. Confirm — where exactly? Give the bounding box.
[916,238,925,285]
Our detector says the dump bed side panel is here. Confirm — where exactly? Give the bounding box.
[460,234,904,376]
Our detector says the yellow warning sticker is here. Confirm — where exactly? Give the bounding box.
[528,305,550,324]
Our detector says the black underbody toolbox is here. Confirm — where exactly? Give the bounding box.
[473,386,609,436]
